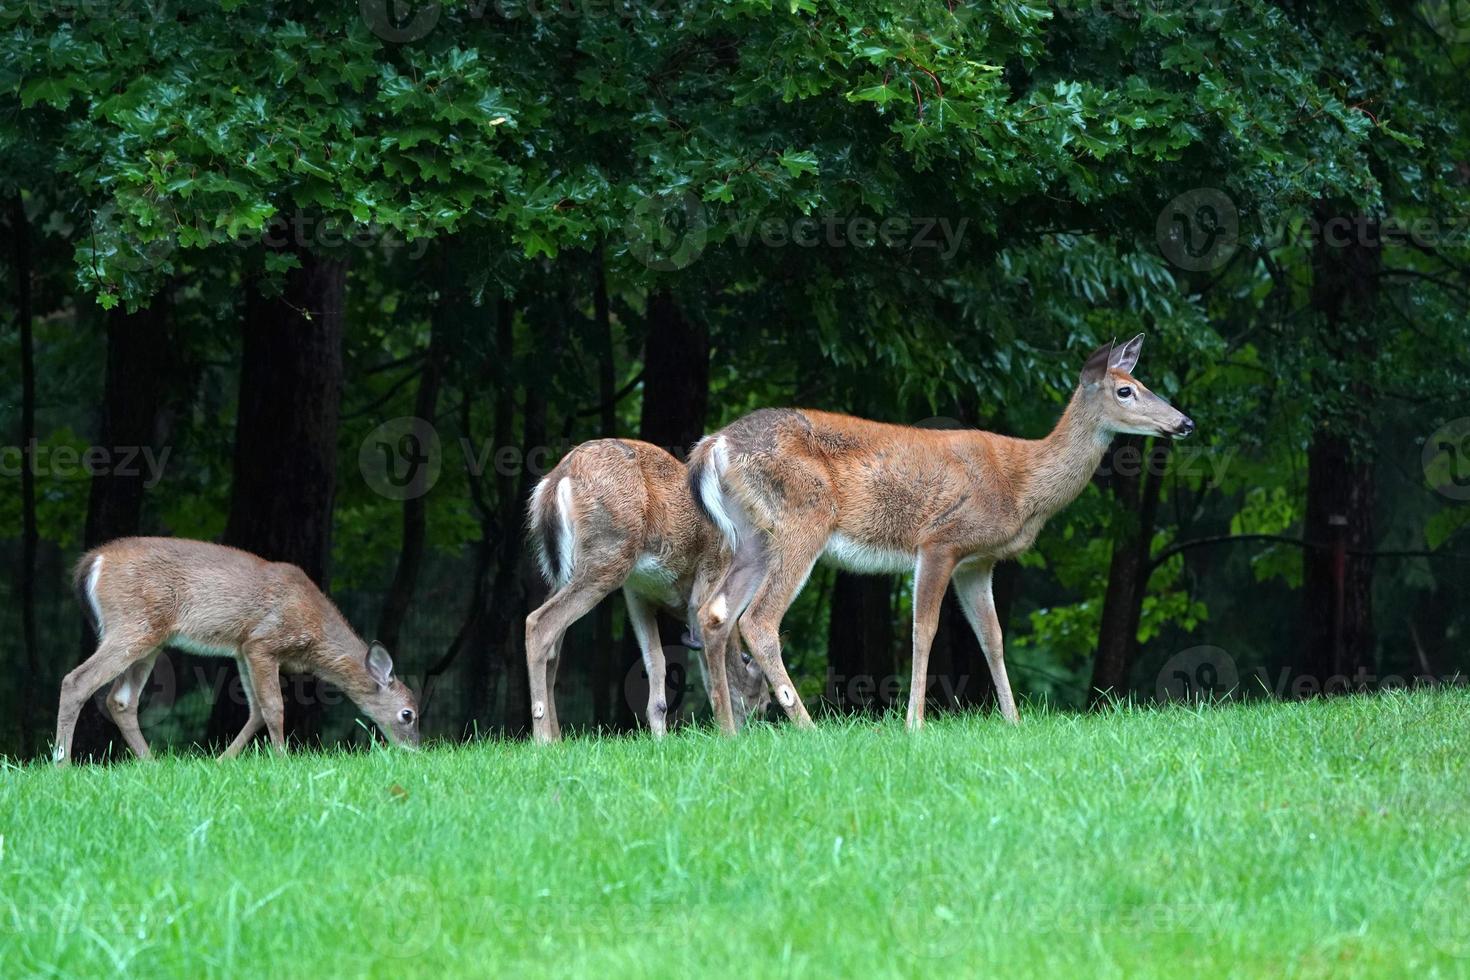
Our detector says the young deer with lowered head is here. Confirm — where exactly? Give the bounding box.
[526,438,770,742]
[56,537,419,764]
[688,336,1193,733]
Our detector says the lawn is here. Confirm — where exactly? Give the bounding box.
[4,689,1470,978]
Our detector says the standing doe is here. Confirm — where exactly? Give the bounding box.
[56,537,419,764]
[526,438,770,742]
[688,335,1194,732]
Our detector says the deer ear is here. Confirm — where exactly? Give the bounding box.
[1110,333,1145,374]
[1081,341,1114,385]
[366,641,395,687]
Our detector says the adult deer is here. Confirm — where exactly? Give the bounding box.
[526,438,770,742]
[689,335,1193,733]
[56,537,419,765]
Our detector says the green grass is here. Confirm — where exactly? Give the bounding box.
[5,689,1470,978]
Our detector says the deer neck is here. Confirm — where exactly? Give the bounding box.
[1017,387,1111,520]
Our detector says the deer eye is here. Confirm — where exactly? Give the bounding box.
[740,651,753,665]
[1117,386,1134,399]
[399,708,415,724]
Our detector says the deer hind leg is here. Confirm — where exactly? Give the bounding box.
[544,633,566,741]
[733,534,831,729]
[104,652,161,761]
[524,571,622,744]
[952,561,1020,724]
[623,589,670,738]
[697,538,774,735]
[54,633,159,766]
[904,548,961,732]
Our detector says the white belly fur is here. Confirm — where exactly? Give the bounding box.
[166,634,239,659]
[821,533,915,574]
[625,553,680,606]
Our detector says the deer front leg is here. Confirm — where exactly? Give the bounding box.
[953,561,1019,723]
[238,646,287,753]
[623,589,670,737]
[218,654,268,761]
[905,548,960,732]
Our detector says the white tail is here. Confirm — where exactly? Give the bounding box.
[55,537,419,765]
[524,438,769,742]
[689,335,1194,732]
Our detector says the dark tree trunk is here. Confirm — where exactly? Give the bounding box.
[1300,432,1375,691]
[71,300,172,760]
[1296,207,1379,694]
[464,300,517,729]
[616,292,710,730]
[375,319,446,653]
[10,196,39,758]
[824,572,896,714]
[1089,438,1170,705]
[206,249,347,748]
[467,297,565,739]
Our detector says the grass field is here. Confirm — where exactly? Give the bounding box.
[5,689,1470,978]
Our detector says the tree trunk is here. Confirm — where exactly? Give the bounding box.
[10,196,39,758]
[616,292,710,730]
[824,572,896,714]
[71,300,172,760]
[1089,438,1169,705]
[375,319,446,653]
[1300,432,1375,691]
[206,249,347,748]
[1296,207,1379,694]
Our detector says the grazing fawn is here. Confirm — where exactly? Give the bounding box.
[526,438,770,742]
[688,335,1194,732]
[57,537,419,764]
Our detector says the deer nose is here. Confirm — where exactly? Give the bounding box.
[1175,417,1195,437]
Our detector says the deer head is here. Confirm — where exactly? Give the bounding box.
[354,641,421,748]
[1079,334,1194,440]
